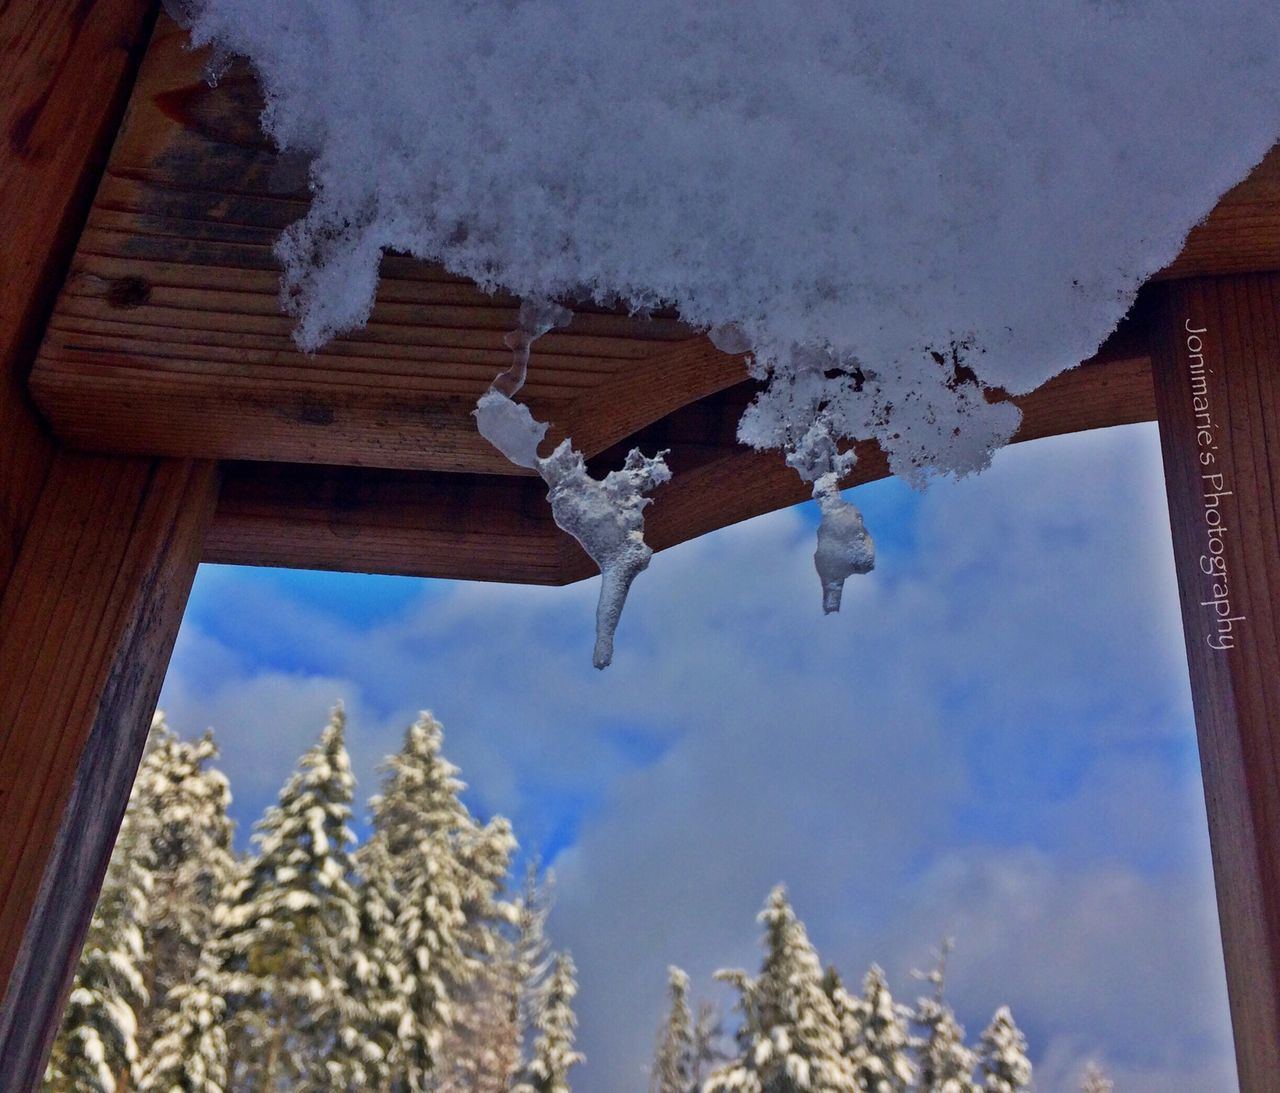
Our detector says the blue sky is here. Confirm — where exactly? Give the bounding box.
[159,422,1233,1092]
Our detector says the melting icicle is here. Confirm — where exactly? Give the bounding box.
[474,300,670,668]
[786,418,875,614]
[493,298,573,397]
[812,471,874,613]
[540,442,671,668]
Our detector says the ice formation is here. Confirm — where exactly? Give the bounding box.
[474,302,670,669]
[173,0,1280,633]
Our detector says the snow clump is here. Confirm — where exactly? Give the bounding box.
[172,0,1280,647]
[175,0,1280,466]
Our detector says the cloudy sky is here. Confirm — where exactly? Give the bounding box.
[159,421,1234,1092]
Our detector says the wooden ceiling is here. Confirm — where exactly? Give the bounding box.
[26,15,1280,583]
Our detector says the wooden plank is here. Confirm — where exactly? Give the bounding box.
[211,339,1156,583]
[1157,145,1280,282]
[1151,274,1280,1093]
[0,455,217,1087]
[0,0,156,588]
[37,12,1272,481]
[29,16,732,474]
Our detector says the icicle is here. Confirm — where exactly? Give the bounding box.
[786,417,875,614]
[474,300,670,668]
[493,297,572,397]
[812,471,874,613]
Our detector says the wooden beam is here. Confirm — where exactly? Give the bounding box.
[26,16,1278,479]
[0,0,157,587]
[209,337,1156,583]
[28,16,740,475]
[0,455,217,1087]
[1151,274,1280,1092]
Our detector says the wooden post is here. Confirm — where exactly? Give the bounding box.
[0,455,218,1086]
[2,3,186,1083]
[1151,274,1280,1091]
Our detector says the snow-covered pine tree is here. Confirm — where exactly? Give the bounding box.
[132,718,236,1057]
[1078,1060,1113,1093]
[910,942,977,1093]
[821,966,863,1066]
[691,1000,728,1086]
[136,953,228,1093]
[513,864,555,1051]
[706,886,857,1092]
[336,835,409,1090]
[435,810,520,1092]
[435,942,524,1093]
[213,705,361,1090]
[976,1007,1032,1093]
[650,965,696,1093]
[846,965,914,1093]
[512,951,585,1093]
[45,740,156,1092]
[366,710,516,1087]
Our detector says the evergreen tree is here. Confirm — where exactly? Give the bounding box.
[820,967,862,1064]
[336,836,409,1090]
[46,756,155,1092]
[136,954,228,1093]
[706,886,857,1092]
[691,999,729,1087]
[651,965,696,1093]
[976,1007,1031,1093]
[848,966,914,1092]
[214,705,361,1091]
[910,942,977,1093]
[513,864,555,1052]
[1079,1060,1112,1093]
[133,719,236,1056]
[435,948,523,1093]
[513,951,585,1093]
[367,711,514,1087]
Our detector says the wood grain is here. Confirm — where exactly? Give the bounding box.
[31,17,1275,482]
[0,455,217,1087]
[1151,275,1280,1093]
[0,0,156,587]
[210,338,1156,583]
[28,17,747,474]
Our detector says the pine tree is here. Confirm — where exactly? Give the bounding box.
[214,705,361,1090]
[136,954,228,1093]
[976,1007,1031,1093]
[367,711,515,1087]
[513,864,555,1052]
[434,813,520,1092]
[336,836,409,1090]
[821,967,862,1065]
[133,718,236,1057]
[1079,1060,1112,1093]
[691,999,728,1087]
[513,951,585,1093]
[706,886,857,1092]
[848,966,914,1092]
[651,965,696,1093]
[910,942,977,1093]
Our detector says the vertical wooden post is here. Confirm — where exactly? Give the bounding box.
[1151,274,1280,1091]
[2,2,192,1084]
[0,455,219,1086]
[0,0,156,588]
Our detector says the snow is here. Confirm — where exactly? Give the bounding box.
[177,0,1280,473]
[173,0,1280,649]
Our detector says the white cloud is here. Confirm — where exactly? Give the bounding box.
[160,422,1232,1089]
